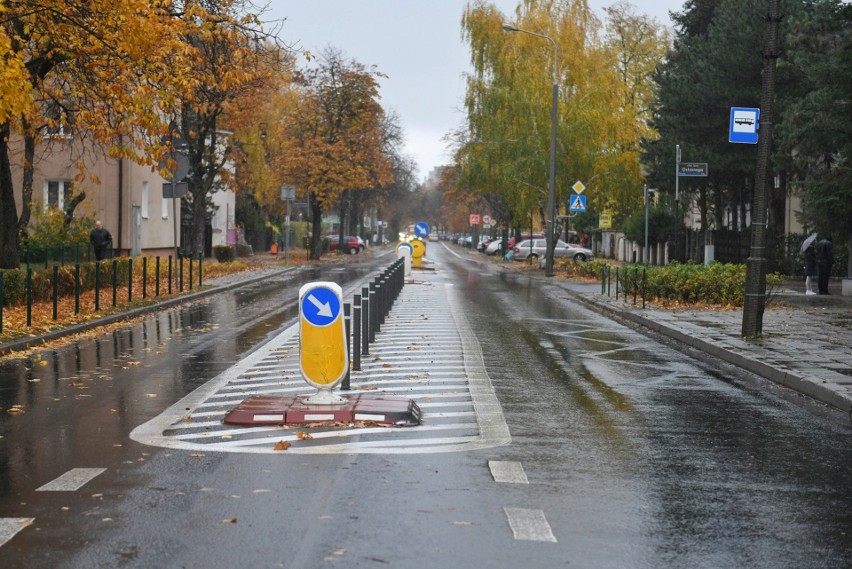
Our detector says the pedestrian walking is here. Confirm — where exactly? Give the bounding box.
[803,242,817,295]
[815,234,834,295]
[89,220,113,261]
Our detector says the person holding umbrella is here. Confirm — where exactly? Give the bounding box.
[801,233,817,295]
[815,234,835,294]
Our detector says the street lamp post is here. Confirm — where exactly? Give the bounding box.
[503,23,558,277]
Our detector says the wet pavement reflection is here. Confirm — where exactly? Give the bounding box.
[446,252,852,568]
[0,262,378,509]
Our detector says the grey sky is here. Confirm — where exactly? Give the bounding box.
[270,1,685,181]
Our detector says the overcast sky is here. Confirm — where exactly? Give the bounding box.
[269,1,686,182]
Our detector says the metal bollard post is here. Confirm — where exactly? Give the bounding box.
[156,256,160,297]
[74,264,80,314]
[26,268,32,326]
[112,259,118,307]
[361,288,370,356]
[189,254,193,291]
[369,282,377,342]
[143,257,148,299]
[128,258,133,302]
[353,294,361,371]
[95,261,101,311]
[52,265,58,320]
[342,303,351,390]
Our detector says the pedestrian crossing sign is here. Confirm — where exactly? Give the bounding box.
[569,195,587,212]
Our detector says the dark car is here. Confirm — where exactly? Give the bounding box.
[327,235,364,255]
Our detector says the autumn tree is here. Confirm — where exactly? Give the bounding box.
[458,0,669,240]
[279,49,393,260]
[164,0,287,256]
[0,0,192,269]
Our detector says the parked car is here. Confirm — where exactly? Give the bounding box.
[327,235,364,255]
[484,239,504,256]
[507,232,544,250]
[513,239,593,262]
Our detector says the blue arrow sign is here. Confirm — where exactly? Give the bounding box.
[569,195,587,212]
[414,222,430,238]
[301,286,341,327]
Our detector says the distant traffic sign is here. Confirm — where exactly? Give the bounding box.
[569,195,587,213]
[414,222,430,238]
[678,163,708,177]
[469,214,480,225]
[729,107,759,144]
[299,282,347,390]
[572,181,586,194]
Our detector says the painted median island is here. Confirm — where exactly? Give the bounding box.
[224,276,422,427]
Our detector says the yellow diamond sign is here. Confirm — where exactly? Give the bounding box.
[572,181,585,194]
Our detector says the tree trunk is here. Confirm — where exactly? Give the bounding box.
[0,123,21,268]
[64,192,87,225]
[17,130,35,241]
[191,189,207,256]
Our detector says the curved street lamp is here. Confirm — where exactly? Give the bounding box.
[503,23,558,277]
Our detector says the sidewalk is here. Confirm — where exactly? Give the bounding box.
[554,277,852,416]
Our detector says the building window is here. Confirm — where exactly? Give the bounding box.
[45,180,73,210]
[141,181,149,219]
[43,101,74,139]
[162,195,169,219]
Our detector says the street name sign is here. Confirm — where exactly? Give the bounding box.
[729,107,759,144]
[678,163,708,177]
[299,282,348,397]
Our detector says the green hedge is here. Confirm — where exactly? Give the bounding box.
[1,258,135,307]
[213,245,237,263]
[598,261,783,307]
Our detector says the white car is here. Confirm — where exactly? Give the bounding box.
[484,239,504,255]
[513,239,593,262]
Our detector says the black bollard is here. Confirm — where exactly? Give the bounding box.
[353,294,362,371]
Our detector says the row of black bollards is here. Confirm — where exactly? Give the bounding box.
[343,258,406,390]
[603,265,647,308]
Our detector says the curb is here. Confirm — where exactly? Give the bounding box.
[572,293,852,415]
[0,267,297,356]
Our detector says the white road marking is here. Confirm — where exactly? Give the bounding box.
[131,276,510,454]
[488,461,529,484]
[0,518,34,547]
[36,468,106,492]
[504,508,557,542]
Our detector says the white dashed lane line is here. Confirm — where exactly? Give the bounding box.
[36,468,106,492]
[0,518,34,548]
[488,461,529,484]
[504,507,558,543]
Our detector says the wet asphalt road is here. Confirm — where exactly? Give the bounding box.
[1,244,850,568]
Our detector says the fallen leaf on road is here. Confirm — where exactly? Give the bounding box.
[6,405,24,414]
[274,440,291,451]
[296,431,313,440]
[222,517,238,524]
[189,453,205,458]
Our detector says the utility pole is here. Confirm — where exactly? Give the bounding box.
[742,0,781,337]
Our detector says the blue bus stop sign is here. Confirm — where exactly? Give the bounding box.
[729,107,759,144]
